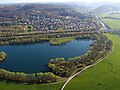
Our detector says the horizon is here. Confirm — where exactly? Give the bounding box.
[0,0,120,4]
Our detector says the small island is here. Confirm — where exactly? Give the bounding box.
[0,51,7,61]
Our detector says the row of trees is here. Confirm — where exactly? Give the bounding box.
[0,69,61,83]
[0,30,97,45]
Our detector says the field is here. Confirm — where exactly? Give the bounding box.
[64,34,120,90]
[100,19,120,29]
[0,80,63,90]
[99,11,120,29]
[109,14,120,18]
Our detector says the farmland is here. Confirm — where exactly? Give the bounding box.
[99,11,120,29]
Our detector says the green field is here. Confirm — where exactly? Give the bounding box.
[101,18,120,29]
[99,11,120,29]
[100,11,120,18]
[0,80,63,90]
[64,34,120,90]
[109,14,120,18]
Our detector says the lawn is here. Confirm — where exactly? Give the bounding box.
[64,34,120,90]
[0,80,63,90]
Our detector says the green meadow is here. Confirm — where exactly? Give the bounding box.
[0,80,63,90]
[64,34,120,90]
[101,18,120,29]
[99,11,120,29]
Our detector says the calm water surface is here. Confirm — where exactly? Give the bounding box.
[0,40,92,73]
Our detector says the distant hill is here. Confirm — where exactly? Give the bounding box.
[94,4,120,15]
[0,3,87,18]
[0,4,85,18]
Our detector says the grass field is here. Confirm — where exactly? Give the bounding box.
[101,18,120,29]
[0,80,63,90]
[100,11,120,18]
[99,11,120,29]
[109,14,120,18]
[64,34,120,90]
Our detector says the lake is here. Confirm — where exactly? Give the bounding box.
[0,40,92,73]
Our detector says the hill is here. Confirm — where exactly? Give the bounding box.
[94,4,120,15]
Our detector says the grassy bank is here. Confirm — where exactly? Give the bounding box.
[50,37,75,45]
[64,34,120,90]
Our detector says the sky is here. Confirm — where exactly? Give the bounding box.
[0,0,120,4]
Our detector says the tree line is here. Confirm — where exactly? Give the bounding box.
[0,29,97,45]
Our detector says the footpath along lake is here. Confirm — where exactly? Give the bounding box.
[0,40,92,73]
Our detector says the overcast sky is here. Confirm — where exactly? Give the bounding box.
[0,0,120,4]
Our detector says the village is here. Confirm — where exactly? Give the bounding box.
[0,4,99,32]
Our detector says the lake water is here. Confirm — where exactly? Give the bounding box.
[0,40,92,73]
